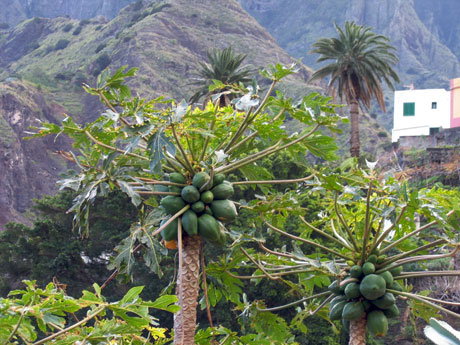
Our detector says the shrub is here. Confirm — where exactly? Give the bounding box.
[72,26,82,35]
[95,43,107,53]
[80,19,91,26]
[55,39,70,50]
[377,131,388,138]
[92,53,111,76]
[62,23,73,32]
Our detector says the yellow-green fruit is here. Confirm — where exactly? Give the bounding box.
[359,274,386,300]
[367,310,389,336]
[362,262,375,275]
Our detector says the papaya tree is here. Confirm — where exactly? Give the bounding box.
[31,64,344,344]
[224,162,460,344]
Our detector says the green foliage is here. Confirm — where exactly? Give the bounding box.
[62,23,73,32]
[72,26,82,36]
[55,39,70,50]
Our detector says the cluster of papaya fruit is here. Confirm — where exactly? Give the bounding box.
[159,171,237,248]
[328,252,404,337]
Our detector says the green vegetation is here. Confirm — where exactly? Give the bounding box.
[55,39,70,50]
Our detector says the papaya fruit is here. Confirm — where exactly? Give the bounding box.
[211,183,234,200]
[344,282,361,299]
[154,184,169,193]
[191,201,205,213]
[330,295,347,309]
[328,280,342,295]
[367,310,388,336]
[169,172,186,184]
[160,218,178,241]
[192,172,210,189]
[181,185,201,203]
[201,190,214,204]
[350,265,363,279]
[380,271,393,287]
[359,274,386,300]
[389,281,403,292]
[342,318,350,333]
[383,304,400,318]
[329,300,346,321]
[367,254,378,264]
[210,200,237,222]
[204,206,213,216]
[168,185,182,194]
[160,196,186,215]
[390,265,403,277]
[372,292,395,310]
[362,262,375,275]
[212,173,225,187]
[182,210,198,236]
[342,301,365,321]
[163,239,178,250]
[362,300,372,312]
[197,214,220,242]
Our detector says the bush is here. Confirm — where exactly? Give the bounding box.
[80,19,91,26]
[62,23,73,32]
[55,39,70,50]
[92,53,111,76]
[95,43,107,53]
[72,26,82,35]
[377,131,388,138]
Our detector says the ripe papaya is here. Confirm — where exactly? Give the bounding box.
[362,262,375,275]
[191,201,205,213]
[344,282,361,299]
[211,182,234,200]
[197,214,220,242]
[169,172,186,184]
[182,210,198,236]
[380,271,393,287]
[359,274,386,300]
[163,239,178,250]
[383,304,400,318]
[160,218,178,241]
[390,265,403,277]
[210,200,237,222]
[192,172,210,189]
[201,190,214,204]
[350,265,363,279]
[342,301,365,321]
[160,196,186,215]
[212,173,225,187]
[367,310,388,336]
[181,185,200,203]
[372,292,395,310]
[329,300,346,321]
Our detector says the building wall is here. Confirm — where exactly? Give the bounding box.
[392,88,451,142]
[451,78,460,128]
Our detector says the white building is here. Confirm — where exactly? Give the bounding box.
[392,78,460,142]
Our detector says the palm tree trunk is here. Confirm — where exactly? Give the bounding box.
[349,99,360,157]
[349,314,367,345]
[174,235,201,345]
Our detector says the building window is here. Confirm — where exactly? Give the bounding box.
[430,127,440,135]
[403,102,415,116]
[432,102,437,109]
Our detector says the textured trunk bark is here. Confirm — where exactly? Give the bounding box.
[349,99,360,157]
[349,314,367,345]
[174,235,201,345]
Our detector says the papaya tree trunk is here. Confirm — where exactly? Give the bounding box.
[174,235,201,345]
[349,314,367,345]
[349,99,360,157]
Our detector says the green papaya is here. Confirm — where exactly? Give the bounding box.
[380,271,394,287]
[390,265,403,277]
[359,274,386,300]
[154,184,169,193]
[204,206,213,216]
[168,185,182,194]
[212,173,226,187]
[197,214,220,242]
[192,172,210,189]
[350,265,363,279]
[211,183,234,200]
[342,319,350,333]
[201,190,214,204]
[160,196,186,215]
[169,172,186,184]
[181,185,201,203]
[389,281,403,292]
[329,300,346,321]
[330,295,347,309]
[344,282,361,299]
[383,304,400,318]
[367,310,388,336]
[210,200,237,222]
[160,218,178,241]
[182,210,198,236]
[367,254,378,264]
[372,292,395,310]
[328,280,342,295]
[191,201,205,213]
[342,301,365,321]
[362,262,375,275]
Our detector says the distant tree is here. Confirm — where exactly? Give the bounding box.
[189,47,253,106]
[55,39,70,50]
[309,21,399,157]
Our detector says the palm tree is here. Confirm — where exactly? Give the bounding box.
[309,21,400,157]
[189,47,253,106]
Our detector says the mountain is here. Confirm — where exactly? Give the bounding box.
[1,0,339,228]
[240,0,460,128]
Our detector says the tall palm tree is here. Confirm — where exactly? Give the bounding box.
[309,21,400,157]
[189,47,253,106]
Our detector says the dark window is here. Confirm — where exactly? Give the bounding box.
[432,102,437,109]
[430,127,440,135]
[403,102,415,116]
